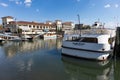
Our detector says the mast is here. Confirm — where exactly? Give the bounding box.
[77,14,81,36]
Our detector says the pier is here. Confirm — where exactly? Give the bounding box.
[114,27,120,57]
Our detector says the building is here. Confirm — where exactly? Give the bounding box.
[62,22,74,31]
[74,23,91,30]
[74,24,84,30]
[1,16,56,34]
[2,16,14,28]
[1,16,74,34]
[9,21,56,34]
[55,20,62,31]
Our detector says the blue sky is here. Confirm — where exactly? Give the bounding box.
[0,0,120,28]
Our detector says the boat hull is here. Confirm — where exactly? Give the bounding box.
[62,47,111,61]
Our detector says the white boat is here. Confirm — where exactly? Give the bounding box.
[8,36,22,41]
[0,33,21,41]
[62,23,116,61]
[21,34,33,41]
[41,33,57,39]
[0,37,5,43]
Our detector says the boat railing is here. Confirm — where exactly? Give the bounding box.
[65,28,115,35]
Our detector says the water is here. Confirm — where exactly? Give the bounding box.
[0,38,119,80]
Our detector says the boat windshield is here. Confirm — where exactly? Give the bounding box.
[71,37,98,43]
[80,37,98,43]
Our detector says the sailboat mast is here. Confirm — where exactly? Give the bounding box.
[77,14,81,36]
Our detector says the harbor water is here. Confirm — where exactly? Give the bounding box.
[0,38,119,80]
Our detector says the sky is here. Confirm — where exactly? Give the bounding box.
[0,0,120,28]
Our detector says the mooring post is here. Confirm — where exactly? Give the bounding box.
[114,27,120,57]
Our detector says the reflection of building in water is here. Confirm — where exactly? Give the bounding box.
[62,56,112,80]
[3,39,59,58]
[56,38,62,49]
[16,58,33,72]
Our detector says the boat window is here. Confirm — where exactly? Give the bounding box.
[80,37,98,43]
[71,37,98,43]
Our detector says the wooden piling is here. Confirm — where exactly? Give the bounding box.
[114,27,120,57]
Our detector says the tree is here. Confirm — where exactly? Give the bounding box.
[0,25,3,29]
[82,25,91,29]
[17,28,22,36]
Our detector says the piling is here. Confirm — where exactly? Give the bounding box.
[113,27,120,57]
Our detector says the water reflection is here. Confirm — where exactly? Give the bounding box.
[1,38,120,80]
[1,39,62,58]
[62,56,113,80]
[0,38,65,80]
[16,58,33,72]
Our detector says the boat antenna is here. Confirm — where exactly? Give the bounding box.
[77,14,81,36]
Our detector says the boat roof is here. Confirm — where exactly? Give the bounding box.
[81,34,110,38]
[65,28,116,38]
[66,34,111,38]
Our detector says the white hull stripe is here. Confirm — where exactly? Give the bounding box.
[62,46,112,54]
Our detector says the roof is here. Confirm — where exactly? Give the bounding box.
[81,34,110,38]
[68,34,110,38]
[2,16,14,19]
[62,22,73,26]
[66,34,111,44]
[9,21,52,26]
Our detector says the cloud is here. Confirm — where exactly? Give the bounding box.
[36,9,39,12]
[76,0,80,2]
[9,0,22,5]
[115,4,119,8]
[91,3,95,7]
[24,0,32,7]
[104,4,111,8]
[15,1,22,5]
[9,0,15,1]
[0,3,8,7]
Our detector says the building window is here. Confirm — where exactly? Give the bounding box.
[33,25,35,28]
[37,26,39,29]
[29,25,31,28]
[40,26,41,29]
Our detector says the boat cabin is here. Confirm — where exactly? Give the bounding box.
[64,34,115,44]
